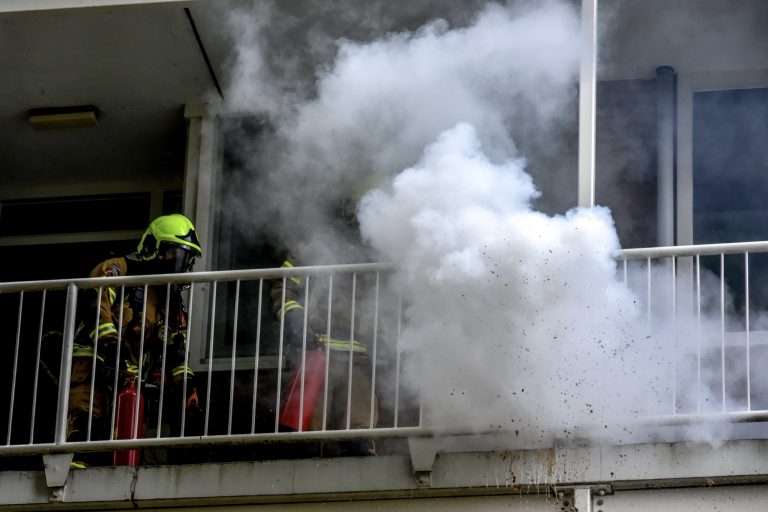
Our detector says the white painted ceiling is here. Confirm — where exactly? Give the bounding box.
[0,1,225,193]
[1,0,766,196]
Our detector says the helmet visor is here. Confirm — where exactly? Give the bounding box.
[158,245,196,273]
[176,228,202,256]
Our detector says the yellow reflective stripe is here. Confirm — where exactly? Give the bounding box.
[316,334,367,353]
[107,287,117,305]
[172,365,194,377]
[72,343,105,362]
[124,362,139,375]
[88,322,117,340]
[281,260,301,285]
[278,300,304,318]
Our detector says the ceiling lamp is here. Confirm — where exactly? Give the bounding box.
[28,105,99,130]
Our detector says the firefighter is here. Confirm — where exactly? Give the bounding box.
[270,248,379,456]
[67,214,202,468]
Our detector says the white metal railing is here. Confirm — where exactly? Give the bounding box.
[0,263,424,457]
[618,241,768,422]
[4,242,768,458]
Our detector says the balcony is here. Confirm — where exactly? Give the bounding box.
[2,242,768,509]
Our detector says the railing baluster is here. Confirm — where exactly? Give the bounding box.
[695,255,702,414]
[204,281,217,436]
[110,286,125,440]
[7,291,23,445]
[157,283,171,437]
[720,253,726,412]
[745,252,751,411]
[228,280,241,435]
[250,279,263,434]
[133,285,148,441]
[30,289,46,444]
[646,257,652,325]
[672,256,677,415]
[55,283,78,446]
[346,273,357,430]
[298,276,310,432]
[394,290,402,429]
[180,284,195,436]
[322,275,334,431]
[369,272,380,429]
[275,278,287,433]
[87,287,104,441]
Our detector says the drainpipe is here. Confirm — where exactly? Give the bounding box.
[656,66,676,246]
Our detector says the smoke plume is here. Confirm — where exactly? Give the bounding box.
[220,0,743,445]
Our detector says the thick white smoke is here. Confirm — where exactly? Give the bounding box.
[222,0,746,445]
[222,0,581,262]
[359,124,667,441]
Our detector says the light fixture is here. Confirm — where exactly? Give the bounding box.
[28,105,99,130]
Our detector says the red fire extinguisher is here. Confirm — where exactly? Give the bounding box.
[280,349,327,431]
[113,376,144,466]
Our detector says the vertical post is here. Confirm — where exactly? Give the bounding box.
[574,487,592,512]
[184,104,218,382]
[745,252,751,411]
[578,0,598,208]
[54,283,78,445]
[656,66,677,246]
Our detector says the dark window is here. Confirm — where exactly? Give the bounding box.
[0,193,151,236]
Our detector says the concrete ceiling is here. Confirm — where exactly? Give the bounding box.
[0,1,225,193]
[1,0,766,196]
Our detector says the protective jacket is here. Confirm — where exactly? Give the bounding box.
[269,252,378,432]
[68,255,193,438]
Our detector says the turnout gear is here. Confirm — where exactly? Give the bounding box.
[66,214,202,467]
[270,251,378,441]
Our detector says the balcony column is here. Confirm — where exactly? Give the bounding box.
[578,0,598,208]
[656,66,677,247]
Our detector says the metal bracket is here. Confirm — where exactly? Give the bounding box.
[43,453,73,490]
[408,437,437,472]
[555,485,613,512]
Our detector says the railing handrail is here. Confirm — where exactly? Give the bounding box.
[619,240,768,260]
[0,262,394,293]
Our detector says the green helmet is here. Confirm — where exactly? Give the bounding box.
[137,214,202,271]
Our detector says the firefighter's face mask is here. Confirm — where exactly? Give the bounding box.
[157,245,196,274]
